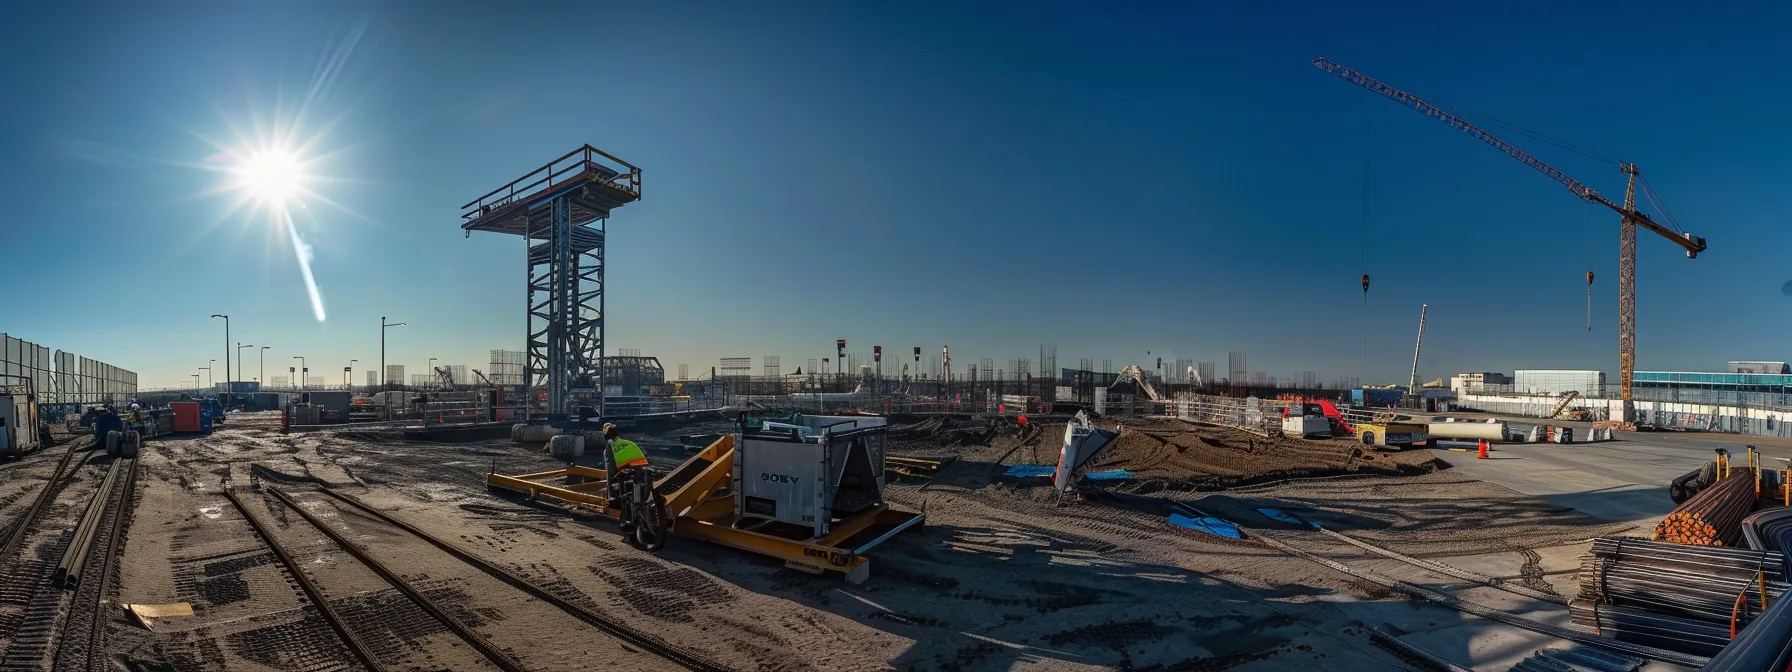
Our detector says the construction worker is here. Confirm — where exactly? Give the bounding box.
[602,423,650,518]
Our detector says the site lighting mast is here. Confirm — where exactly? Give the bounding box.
[260,346,270,383]
[381,317,405,390]
[293,356,306,391]
[347,359,358,388]
[1313,58,1708,423]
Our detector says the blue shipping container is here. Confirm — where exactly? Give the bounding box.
[227,381,261,394]
[1352,389,1404,407]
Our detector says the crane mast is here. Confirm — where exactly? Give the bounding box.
[1409,304,1427,395]
[1315,58,1708,423]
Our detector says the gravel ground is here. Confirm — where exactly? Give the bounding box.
[62,411,1645,670]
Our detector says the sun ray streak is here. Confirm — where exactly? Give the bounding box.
[281,208,327,322]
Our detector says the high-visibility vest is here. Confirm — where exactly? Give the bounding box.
[610,438,649,468]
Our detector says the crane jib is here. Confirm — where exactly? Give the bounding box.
[1313,57,1705,256]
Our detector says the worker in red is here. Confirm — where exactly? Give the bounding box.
[1018,415,1029,429]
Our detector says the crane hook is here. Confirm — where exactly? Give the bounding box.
[1361,274,1371,300]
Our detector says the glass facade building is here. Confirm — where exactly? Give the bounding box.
[1634,371,1792,407]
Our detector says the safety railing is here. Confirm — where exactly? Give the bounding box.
[460,145,641,224]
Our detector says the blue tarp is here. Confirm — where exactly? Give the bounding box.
[1168,512,1243,539]
[1001,465,1132,480]
[1256,507,1311,527]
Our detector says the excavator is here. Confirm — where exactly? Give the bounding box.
[1549,391,1594,421]
[1110,364,1161,401]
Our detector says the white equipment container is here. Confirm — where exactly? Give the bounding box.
[734,423,889,537]
[0,383,42,458]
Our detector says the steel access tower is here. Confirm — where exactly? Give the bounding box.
[461,145,641,421]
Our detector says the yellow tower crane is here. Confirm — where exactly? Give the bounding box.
[1315,58,1708,424]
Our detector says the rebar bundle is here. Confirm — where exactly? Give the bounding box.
[1741,508,1792,563]
[1655,469,1757,546]
[1574,537,1787,656]
[1569,602,1734,657]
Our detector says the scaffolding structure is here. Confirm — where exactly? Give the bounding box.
[461,145,641,420]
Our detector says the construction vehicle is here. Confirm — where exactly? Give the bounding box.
[1316,58,1707,426]
[486,414,925,582]
[0,376,44,459]
[434,366,457,391]
[1280,402,1334,439]
[1110,364,1161,401]
[1357,420,1429,450]
[1546,391,1596,420]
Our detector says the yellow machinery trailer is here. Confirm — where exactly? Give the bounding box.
[487,431,926,583]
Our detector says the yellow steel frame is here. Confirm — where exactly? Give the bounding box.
[486,434,924,582]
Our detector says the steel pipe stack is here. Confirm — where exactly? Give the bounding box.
[1574,537,1786,656]
[1741,508,1792,562]
[1655,468,1757,546]
[1568,601,1735,657]
[1704,579,1792,672]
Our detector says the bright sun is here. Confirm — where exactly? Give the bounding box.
[233,148,306,205]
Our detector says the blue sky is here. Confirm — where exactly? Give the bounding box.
[3,1,1789,389]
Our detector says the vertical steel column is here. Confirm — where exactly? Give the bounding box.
[548,196,573,416]
[1619,163,1639,424]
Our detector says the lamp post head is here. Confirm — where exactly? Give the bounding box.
[211,314,226,319]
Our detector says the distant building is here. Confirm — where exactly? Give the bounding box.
[1636,370,1792,406]
[1450,372,1513,394]
[1514,370,1604,397]
[1227,352,1246,383]
[1728,361,1790,374]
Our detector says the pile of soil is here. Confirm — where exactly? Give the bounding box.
[1085,421,1439,491]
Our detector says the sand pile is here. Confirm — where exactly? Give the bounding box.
[1085,421,1438,490]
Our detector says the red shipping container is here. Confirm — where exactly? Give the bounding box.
[170,402,202,433]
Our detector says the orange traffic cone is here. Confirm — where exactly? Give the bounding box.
[1477,439,1489,459]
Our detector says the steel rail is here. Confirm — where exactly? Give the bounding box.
[313,487,730,672]
[219,487,385,672]
[76,457,138,672]
[0,439,87,566]
[262,487,524,672]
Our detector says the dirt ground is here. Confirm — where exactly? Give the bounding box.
[0,411,1646,671]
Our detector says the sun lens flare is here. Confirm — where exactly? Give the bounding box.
[233,149,306,206]
[221,143,329,322]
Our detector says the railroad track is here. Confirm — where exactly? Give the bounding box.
[0,453,138,672]
[225,485,727,671]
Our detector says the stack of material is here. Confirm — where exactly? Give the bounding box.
[1574,537,1787,656]
[1741,508,1792,560]
[1654,469,1757,546]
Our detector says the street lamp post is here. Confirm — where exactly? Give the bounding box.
[381,317,406,390]
[347,359,358,389]
[206,360,215,390]
[260,346,270,384]
[293,356,306,391]
[427,358,437,389]
[192,374,200,393]
[211,313,229,399]
[237,343,254,391]
[199,366,210,393]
